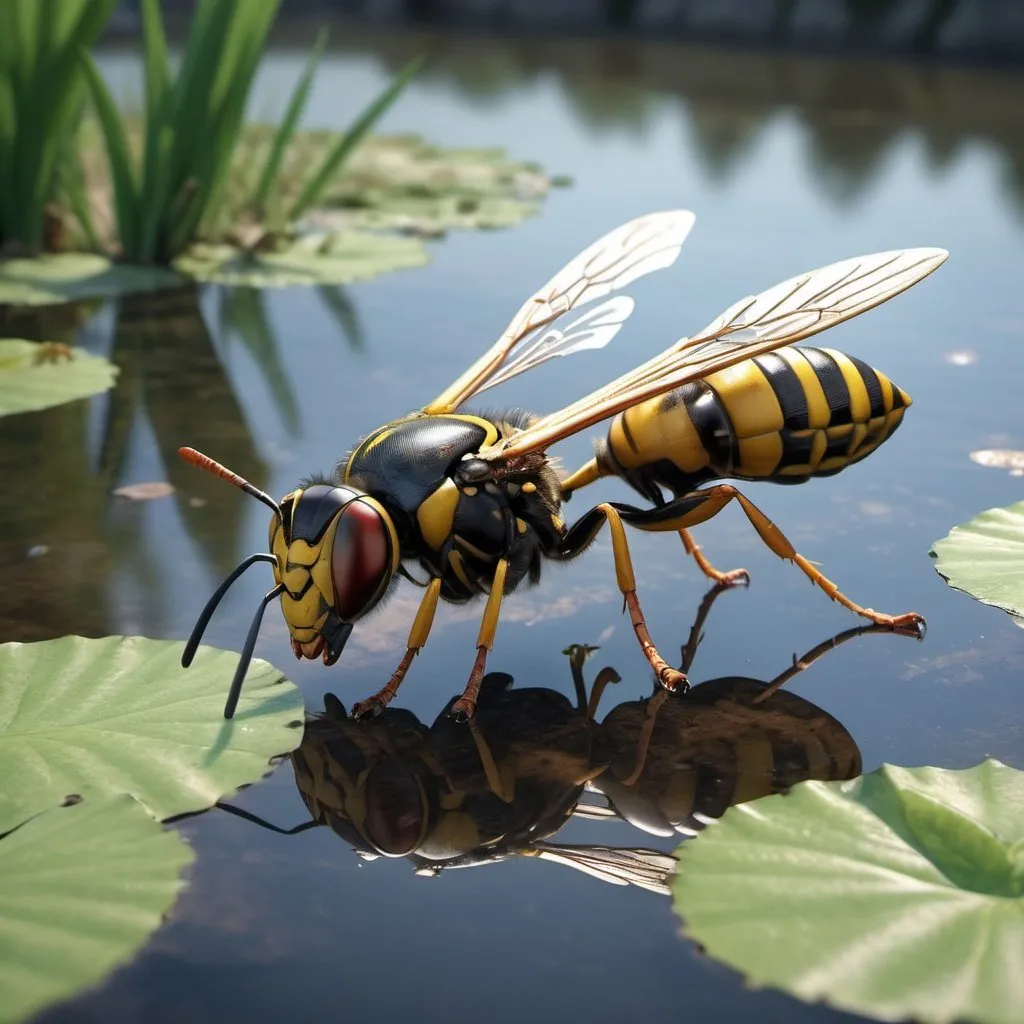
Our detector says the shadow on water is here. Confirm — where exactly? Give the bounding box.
[213,585,872,894]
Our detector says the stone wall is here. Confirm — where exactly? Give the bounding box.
[110,0,1024,64]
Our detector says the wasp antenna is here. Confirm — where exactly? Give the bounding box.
[182,553,278,668]
[178,447,283,519]
[223,583,285,720]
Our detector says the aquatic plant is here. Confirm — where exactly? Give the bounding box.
[0,635,304,1022]
[0,0,118,255]
[0,339,116,417]
[78,0,424,265]
[672,760,1024,1024]
[932,501,1024,625]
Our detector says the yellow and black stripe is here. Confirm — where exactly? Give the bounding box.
[567,346,911,501]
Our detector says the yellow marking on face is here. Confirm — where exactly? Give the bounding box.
[309,515,343,609]
[417,479,460,552]
[280,587,329,634]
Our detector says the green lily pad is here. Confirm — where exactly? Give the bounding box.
[0,254,182,307]
[0,635,304,835]
[932,501,1024,625]
[173,231,428,287]
[673,760,1024,1024]
[0,794,192,1024]
[0,340,117,418]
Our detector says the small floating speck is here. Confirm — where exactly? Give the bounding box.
[113,481,175,501]
[26,544,48,558]
[860,501,891,517]
[969,449,1024,474]
[943,349,978,366]
[188,496,207,508]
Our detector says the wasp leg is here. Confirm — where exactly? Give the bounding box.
[678,528,750,587]
[560,503,689,694]
[451,558,510,721]
[753,622,913,705]
[678,579,737,675]
[352,578,443,719]
[617,485,926,635]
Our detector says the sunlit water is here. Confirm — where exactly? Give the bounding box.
[3,27,1024,1024]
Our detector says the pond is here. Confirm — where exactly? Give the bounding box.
[4,25,1024,1024]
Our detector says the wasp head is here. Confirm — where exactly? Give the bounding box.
[273,483,399,665]
[177,448,398,719]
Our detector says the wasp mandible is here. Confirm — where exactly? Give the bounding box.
[179,210,947,720]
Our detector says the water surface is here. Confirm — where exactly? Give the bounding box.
[4,29,1024,1024]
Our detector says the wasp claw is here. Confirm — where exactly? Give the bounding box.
[449,697,477,722]
[351,697,385,720]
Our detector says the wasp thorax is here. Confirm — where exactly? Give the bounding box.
[271,484,398,664]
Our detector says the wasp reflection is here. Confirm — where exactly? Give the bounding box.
[220,586,877,897]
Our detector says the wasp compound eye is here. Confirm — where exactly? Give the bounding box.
[331,497,397,620]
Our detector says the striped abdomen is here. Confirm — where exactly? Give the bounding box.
[593,346,911,502]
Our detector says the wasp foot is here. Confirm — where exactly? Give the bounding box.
[351,695,389,719]
[449,696,478,723]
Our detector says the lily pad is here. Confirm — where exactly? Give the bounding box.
[0,635,304,835]
[0,340,117,418]
[173,231,428,287]
[931,501,1024,624]
[0,254,182,307]
[0,795,192,1024]
[673,760,1024,1024]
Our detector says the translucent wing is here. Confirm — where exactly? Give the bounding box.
[531,841,677,895]
[484,246,949,462]
[422,210,696,413]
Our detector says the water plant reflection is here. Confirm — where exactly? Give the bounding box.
[219,586,880,897]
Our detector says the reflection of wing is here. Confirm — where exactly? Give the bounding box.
[531,841,676,896]
[483,246,949,462]
[422,210,696,414]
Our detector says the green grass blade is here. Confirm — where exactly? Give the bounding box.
[251,26,327,216]
[79,49,138,257]
[288,55,424,223]
[162,0,280,259]
[60,148,102,252]
[137,0,172,261]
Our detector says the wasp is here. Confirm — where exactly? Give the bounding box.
[215,592,871,893]
[179,210,947,719]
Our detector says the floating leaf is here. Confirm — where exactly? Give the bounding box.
[673,760,1024,1024]
[0,253,182,306]
[0,795,192,1024]
[0,635,304,834]
[173,231,428,287]
[0,340,117,417]
[931,501,1024,623]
